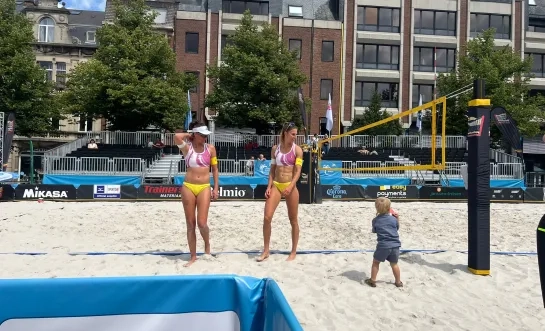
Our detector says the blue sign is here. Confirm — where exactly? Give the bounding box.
[319,160,342,179]
[254,160,271,178]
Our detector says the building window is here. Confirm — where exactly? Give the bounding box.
[86,31,96,43]
[289,39,302,59]
[357,6,400,33]
[79,116,93,132]
[320,79,333,100]
[356,44,399,70]
[321,41,334,62]
[528,23,545,33]
[470,13,510,39]
[413,47,455,73]
[56,62,66,88]
[186,71,200,92]
[185,32,199,54]
[222,0,269,15]
[38,61,53,81]
[38,17,55,42]
[527,53,545,78]
[221,34,233,59]
[151,8,167,24]
[288,5,303,17]
[412,84,435,107]
[319,117,328,135]
[414,10,456,36]
[51,118,60,130]
[354,82,398,108]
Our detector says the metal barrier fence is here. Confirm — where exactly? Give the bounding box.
[43,154,524,180]
[44,156,145,175]
[45,131,469,158]
[489,149,523,164]
[526,172,545,187]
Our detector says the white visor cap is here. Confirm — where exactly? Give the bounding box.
[190,125,212,135]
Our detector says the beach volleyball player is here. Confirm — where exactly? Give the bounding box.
[257,122,304,262]
[174,120,219,267]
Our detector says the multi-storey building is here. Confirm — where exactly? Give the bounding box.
[174,0,545,136]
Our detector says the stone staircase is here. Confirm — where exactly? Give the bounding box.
[144,155,182,184]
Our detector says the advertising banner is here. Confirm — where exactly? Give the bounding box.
[0,185,15,201]
[217,185,254,200]
[14,184,77,201]
[365,185,419,200]
[76,185,136,200]
[318,160,342,180]
[489,188,524,202]
[524,188,545,202]
[320,185,365,200]
[418,186,467,200]
[254,160,271,178]
[138,185,182,200]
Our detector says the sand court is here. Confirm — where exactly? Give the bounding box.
[0,201,543,330]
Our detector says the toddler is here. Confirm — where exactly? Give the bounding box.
[365,197,403,288]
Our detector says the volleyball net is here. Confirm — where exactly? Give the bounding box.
[317,96,448,173]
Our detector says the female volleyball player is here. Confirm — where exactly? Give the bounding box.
[174,120,219,267]
[257,122,304,262]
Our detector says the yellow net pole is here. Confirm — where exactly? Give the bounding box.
[431,102,436,166]
[441,101,447,169]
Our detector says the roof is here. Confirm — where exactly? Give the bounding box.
[529,0,545,18]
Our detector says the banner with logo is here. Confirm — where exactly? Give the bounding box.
[318,160,342,180]
[321,185,365,200]
[217,185,254,200]
[524,188,545,202]
[418,186,467,200]
[0,184,15,201]
[14,184,76,201]
[365,185,419,200]
[76,185,136,200]
[138,185,182,200]
[254,160,271,178]
[489,188,523,202]
[490,106,523,156]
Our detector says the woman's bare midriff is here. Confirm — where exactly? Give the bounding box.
[184,167,210,184]
[274,165,294,183]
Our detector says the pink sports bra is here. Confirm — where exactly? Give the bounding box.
[185,143,211,168]
[274,144,297,166]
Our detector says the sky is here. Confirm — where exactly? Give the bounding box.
[62,0,106,11]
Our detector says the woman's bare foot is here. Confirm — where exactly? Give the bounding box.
[286,252,296,261]
[204,244,211,255]
[184,256,197,267]
[256,252,269,262]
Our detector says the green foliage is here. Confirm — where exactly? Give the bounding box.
[58,0,196,131]
[431,29,545,138]
[205,11,308,134]
[0,0,60,137]
[350,91,402,135]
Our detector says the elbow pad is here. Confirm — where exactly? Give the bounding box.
[270,159,276,165]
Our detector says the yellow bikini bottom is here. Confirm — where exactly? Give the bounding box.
[273,181,291,193]
[183,182,210,196]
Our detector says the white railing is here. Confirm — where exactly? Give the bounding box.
[490,149,523,164]
[42,155,524,180]
[44,156,145,175]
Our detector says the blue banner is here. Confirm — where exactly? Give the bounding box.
[444,179,524,188]
[43,175,141,186]
[173,176,266,186]
[0,275,302,331]
[254,160,271,178]
[319,160,342,180]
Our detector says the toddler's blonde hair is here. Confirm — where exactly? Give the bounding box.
[375,197,391,215]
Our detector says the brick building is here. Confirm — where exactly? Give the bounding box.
[174,0,545,136]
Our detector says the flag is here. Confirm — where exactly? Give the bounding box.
[297,87,308,139]
[490,106,523,157]
[416,94,422,133]
[2,112,15,170]
[326,93,334,133]
[184,91,192,131]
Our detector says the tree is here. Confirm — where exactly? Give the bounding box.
[58,0,195,131]
[0,0,60,137]
[430,29,545,138]
[205,11,308,134]
[350,91,402,136]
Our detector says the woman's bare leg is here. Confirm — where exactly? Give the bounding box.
[285,187,300,261]
[257,187,282,262]
[196,188,212,254]
[181,186,197,267]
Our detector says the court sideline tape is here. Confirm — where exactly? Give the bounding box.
[0,249,537,256]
